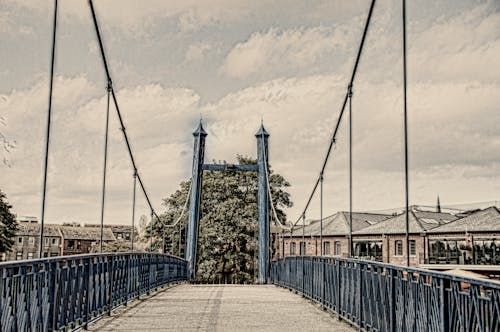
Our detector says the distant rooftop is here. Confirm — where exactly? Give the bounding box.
[354,209,457,235]
[287,212,391,236]
[429,207,500,233]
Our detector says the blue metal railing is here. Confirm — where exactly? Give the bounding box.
[0,253,187,331]
[271,256,500,332]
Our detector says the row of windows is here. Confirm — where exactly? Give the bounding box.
[17,237,59,246]
[289,241,342,256]
[394,240,416,256]
[15,252,59,260]
[289,240,417,257]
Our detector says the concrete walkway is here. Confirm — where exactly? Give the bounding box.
[88,284,354,332]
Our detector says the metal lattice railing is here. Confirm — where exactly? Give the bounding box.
[271,256,500,332]
[0,253,187,332]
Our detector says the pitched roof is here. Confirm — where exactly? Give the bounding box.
[16,223,61,237]
[290,212,391,236]
[59,226,116,241]
[354,210,457,235]
[428,206,500,233]
[84,224,135,233]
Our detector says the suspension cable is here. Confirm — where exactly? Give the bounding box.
[88,0,161,221]
[164,181,192,228]
[402,0,410,267]
[131,170,137,252]
[39,0,58,259]
[99,82,111,253]
[292,0,376,227]
[348,84,353,257]
[262,145,288,229]
[302,214,305,255]
[320,173,323,255]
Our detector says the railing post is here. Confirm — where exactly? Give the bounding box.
[336,260,341,320]
[389,268,397,332]
[321,257,325,308]
[82,258,90,330]
[49,261,58,331]
[107,255,113,316]
[358,263,363,331]
[439,278,450,332]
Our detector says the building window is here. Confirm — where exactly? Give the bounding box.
[323,241,331,255]
[68,240,75,249]
[354,241,383,261]
[52,238,58,245]
[395,240,403,256]
[18,237,23,245]
[28,252,34,259]
[44,238,49,247]
[290,242,296,255]
[299,242,306,255]
[334,241,342,256]
[29,237,35,245]
[409,240,416,256]
[16,252,22,260]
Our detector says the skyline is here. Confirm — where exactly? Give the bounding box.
[1,0,499,224]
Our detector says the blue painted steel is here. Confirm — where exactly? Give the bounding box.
[185,122,207,279]
[0,253,187,332]
[186,123,271,283]
[256,125,270,284]
[271,256,500,332]
[201,164,259,172]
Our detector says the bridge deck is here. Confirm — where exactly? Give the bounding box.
[88,284,354,331]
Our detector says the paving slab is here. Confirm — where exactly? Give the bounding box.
[88,284,355,332]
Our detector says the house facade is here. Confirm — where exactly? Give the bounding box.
[273,206,500,268]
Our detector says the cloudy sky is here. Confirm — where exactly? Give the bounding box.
[0,0,499,225]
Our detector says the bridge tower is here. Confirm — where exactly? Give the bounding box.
[185,121,270,283]
[185,121,207,279]
[255,124,270,284]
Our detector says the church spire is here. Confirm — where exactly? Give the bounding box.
[436,195,441,213]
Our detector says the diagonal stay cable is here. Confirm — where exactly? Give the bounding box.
[292,0,376,227]
[260,133,289,230]
[163,180,192,228]
[39,0,58,259]
[88,0,160,220]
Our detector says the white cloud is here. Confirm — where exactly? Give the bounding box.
[1,1,499,224]
[221,26,352,79]
[0,75,200,223]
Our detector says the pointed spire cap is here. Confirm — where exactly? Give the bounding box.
[193,120,207,137]
[255,123,270,137]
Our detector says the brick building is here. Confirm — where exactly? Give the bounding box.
[2,220,133,261]
[273,206,500,267]
[352,210,457,265]
[59,226,116,256]
[275,212,391,259]
[426,207,500,265]
[4,222,62,261]
[83,224,135,242]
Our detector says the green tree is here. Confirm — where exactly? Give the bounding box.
[150,155,292,283]
[0,190,17,253]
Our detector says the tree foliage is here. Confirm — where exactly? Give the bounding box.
[0,190,17,253]
[150,155,292,283]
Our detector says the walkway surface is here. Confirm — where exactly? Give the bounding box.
[88,284,354,331]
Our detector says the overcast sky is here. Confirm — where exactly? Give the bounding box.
[0,0,499,225]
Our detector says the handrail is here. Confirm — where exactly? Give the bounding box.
[0,253,188,331]
[271,256,500,331]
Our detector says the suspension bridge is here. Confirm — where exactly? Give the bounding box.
[1,0,499,331]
